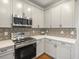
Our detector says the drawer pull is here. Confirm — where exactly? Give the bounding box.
[54,44,57,48]
[0,49,7,52]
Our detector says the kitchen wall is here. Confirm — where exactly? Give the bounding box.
[0,28,76,41]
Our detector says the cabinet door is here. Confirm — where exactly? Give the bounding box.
[32,7,39,28]
[13,0,23,17]
[61,1,74,28]
[76,0,79,27]
[0,52,14,59]
[44,9,52,28]
[45,4,61,28]
[45,39,57,58]
[0,0,12,28]
[32,7,44,28]
[57,42,71,59]
[24,3,32,18]
[36,39,44,57]
[37,10,44,28]
[51,5,61,28]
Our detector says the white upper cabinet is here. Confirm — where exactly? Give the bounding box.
[61,0,75,28]
[0,0,75,28]
[32,7,44,28]
[45,5,61,28]
[13,0,44,28]
[37,9,44,28]
[24,3,32,19]
[44,9,52,28]
[0,0,12,28]
[51,5,61,28]
[13,0,23,17]
[32,7,39,28]
[44,0,75,28]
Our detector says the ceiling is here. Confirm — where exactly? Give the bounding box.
[28,0,62,8]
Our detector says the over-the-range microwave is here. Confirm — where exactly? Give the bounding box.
[12,17,32,27]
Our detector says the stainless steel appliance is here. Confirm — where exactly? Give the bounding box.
[12,32,36,59]
[12,17,32,27]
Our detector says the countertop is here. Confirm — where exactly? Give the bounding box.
[0,35,76,49]
[31,35,76,44]
[0,40,14,49]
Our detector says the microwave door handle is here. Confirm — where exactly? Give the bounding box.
[28,20,30,25]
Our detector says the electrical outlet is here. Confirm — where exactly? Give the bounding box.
[4,32,8,36]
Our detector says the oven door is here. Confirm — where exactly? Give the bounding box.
[15,43,36,59]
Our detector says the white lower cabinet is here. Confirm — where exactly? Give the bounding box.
[36,39,44,57]
[56,42,72,59]
[45,39,57,58]
[44,39,74,59]
[0,52,14,59]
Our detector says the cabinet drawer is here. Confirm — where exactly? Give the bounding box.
[0,46,14,55]
[46,39,57,44]
[57,41,72,48]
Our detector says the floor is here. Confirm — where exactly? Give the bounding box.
[37,54,53,59]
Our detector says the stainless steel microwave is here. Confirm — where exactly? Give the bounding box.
[12,17,32,27]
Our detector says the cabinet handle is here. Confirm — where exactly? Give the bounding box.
[54,44,57,48]
[50,25,52,28]
[13,52,15,56]
[0,49,7,52]
[61,42,66,45]
[38,25,39,28]
[59,24,62,28]
[48,39,52,41]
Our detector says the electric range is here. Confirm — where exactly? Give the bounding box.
[11,32,36,59]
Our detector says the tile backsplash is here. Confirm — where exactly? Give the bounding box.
[0,28,76,41]
[44,28,76,39]
[0,28,11,41]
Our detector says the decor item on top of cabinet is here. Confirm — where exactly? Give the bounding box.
[41,31,45,35]
[70,28,75,38]
[12,16,32,27]
[60,28,64,34]
[70,30,74,35]
[60,30,64,34]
